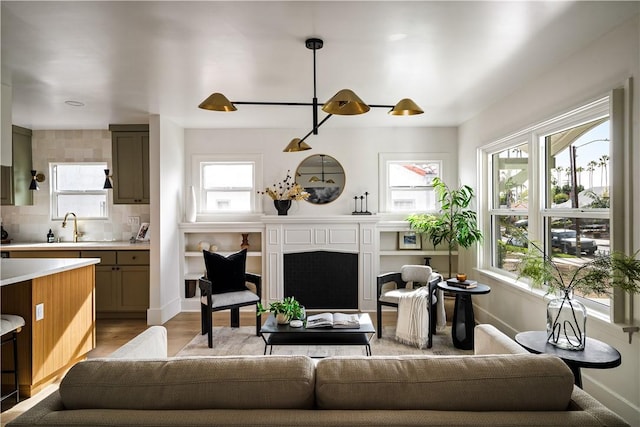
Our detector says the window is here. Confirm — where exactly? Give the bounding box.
[50,163,108,220]
[193,154,262,214]
[379,153,450,213]
[482,92,628,317]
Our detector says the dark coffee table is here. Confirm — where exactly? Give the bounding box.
[259,313,376,356]
[515,330,621,388]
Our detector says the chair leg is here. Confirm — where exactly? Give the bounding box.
[206,305,213,349]
[230,308,240,328]
[377,303,383,338]
[255,310,261,337]
[200,303,207,335]
[13,331,19,402]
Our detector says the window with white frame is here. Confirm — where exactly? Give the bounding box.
[50,163,108,220]
[379,153,448,213]
[194,154,262,214]
[482,93,628,316]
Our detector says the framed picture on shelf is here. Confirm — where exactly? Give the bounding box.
[398,231,421,250]
[136,223,150,241]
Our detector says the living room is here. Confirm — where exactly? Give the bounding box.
[1,1,639,425]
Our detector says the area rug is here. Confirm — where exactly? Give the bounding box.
[176,326,473,357]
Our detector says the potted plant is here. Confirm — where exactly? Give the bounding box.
[407,177,483,278]
[516,236,640,350]
[257,296,305,324]
[258,170,309,215]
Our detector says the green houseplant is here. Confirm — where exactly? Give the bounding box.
[407,177,483,278]
[257,296,304,324]
[517,237,640,350]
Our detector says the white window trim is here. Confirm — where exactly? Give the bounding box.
[190,153,263,219]
[378,152,452,216]
[478,90,632,323]
[49,162,109,220]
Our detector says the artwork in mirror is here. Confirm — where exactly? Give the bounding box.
[295,154,345,204]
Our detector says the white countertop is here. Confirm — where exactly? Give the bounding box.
[1,258,101,286]
[1,241,150,251]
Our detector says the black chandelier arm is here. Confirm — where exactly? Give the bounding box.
[298,113,333,143]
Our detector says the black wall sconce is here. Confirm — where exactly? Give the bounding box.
[29,170,45,190]
[103,169,113,189]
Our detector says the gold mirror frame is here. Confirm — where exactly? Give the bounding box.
[295,154,345,204]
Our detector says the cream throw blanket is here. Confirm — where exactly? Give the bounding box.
[395,287,446,349]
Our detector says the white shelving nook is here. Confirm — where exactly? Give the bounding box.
[179,222,265,312]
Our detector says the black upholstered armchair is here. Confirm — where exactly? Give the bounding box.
[199,273,262,348]
[376,265,441,348]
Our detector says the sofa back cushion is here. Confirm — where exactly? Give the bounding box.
[315,354,574,411]
[60,356,315,410]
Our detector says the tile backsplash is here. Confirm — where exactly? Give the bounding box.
[0,129,150,243]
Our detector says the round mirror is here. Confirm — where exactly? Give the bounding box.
[295,154,345,204]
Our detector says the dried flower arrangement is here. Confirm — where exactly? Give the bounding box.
[259,170,310,201]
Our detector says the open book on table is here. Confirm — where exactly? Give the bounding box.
[306,313,360,329]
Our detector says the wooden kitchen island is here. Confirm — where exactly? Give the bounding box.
[1,258,99,397]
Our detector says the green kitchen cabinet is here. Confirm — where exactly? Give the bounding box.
[109,124,149,204]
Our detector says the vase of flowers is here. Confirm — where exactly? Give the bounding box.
[259,170,309,215]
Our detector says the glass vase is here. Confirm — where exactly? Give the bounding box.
[546,290,587,350]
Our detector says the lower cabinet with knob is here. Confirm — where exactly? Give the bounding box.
[81,250,149,318]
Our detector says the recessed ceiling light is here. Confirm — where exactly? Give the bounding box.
[65,100,85,107]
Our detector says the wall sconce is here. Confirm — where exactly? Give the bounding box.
[29,170,45,190]
[103,169,113,189]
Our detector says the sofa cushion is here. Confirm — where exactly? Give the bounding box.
[60,356,315,410]
[315,354,574,411]
[203,249,247,293]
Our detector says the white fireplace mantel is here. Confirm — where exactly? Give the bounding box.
[264,215,379,311]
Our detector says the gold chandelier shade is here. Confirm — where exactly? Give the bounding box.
[388,98,424,116]
[198,92,237,111]
[283,138,312,152]
[322,89,370,115]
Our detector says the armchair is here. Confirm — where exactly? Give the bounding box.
[376,265,441,348]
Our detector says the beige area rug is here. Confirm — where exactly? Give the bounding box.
[177,326,473,357]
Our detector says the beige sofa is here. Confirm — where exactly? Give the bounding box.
[8,324,628,426]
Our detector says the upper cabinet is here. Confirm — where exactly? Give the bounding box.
[1,125,33,206]
[109,124,149,204]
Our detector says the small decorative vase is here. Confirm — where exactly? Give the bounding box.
[240,233,250,249]
[185,186,197,222]
[275,313,290,325]
[274,199,292,216]
[546,290,587,350]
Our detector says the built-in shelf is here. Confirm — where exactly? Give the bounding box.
[379,250,457,256]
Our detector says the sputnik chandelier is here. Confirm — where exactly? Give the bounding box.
[198,38,423,152]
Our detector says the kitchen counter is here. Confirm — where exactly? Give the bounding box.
[1,240,150,251]
[1,258,100,286]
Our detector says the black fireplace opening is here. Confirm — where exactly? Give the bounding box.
[283,251,358,310]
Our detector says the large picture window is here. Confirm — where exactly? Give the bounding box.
[482,93,627,317]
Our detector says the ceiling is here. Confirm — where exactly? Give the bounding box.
[1,1,638,131]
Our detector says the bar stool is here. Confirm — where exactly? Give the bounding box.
[1,314,25,403]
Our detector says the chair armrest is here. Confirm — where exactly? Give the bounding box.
[377,272,404,298]
[245,272,262,298]
[199,277,212,296]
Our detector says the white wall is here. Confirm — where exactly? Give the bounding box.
[0,129,150,242]
[148,116,184,325]
[458,16,640,424]
[185,126,458,218]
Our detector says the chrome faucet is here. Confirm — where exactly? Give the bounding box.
[62,212,82,242]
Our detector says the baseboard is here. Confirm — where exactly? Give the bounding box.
[147,297,181,325]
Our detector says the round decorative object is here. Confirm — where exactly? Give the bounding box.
[456,273,467,282]
[547,290,587,351]
[275,313,290,325]
[295,154,345,204]
[198,241,211,251]
[273,199,292,216]
[289,320,303,328]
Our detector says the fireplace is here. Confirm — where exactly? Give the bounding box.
[284,251,358,309]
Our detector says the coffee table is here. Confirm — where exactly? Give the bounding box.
[259,313,376,356]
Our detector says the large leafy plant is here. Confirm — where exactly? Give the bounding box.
[407,177,482,277]
[257,296,304,320]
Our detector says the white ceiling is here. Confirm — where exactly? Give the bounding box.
[1,1,638,131]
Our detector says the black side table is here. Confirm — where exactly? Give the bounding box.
[515,330,621,388]
[436,281,491,350]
